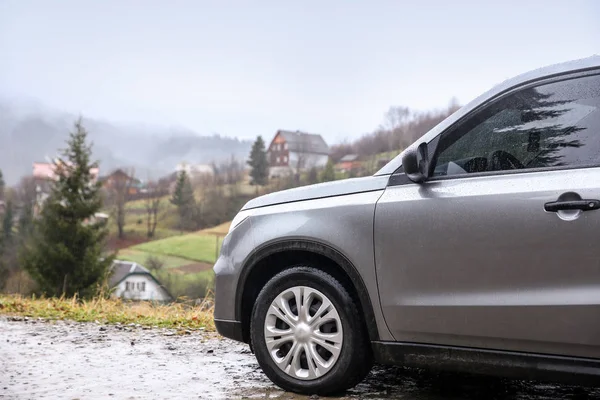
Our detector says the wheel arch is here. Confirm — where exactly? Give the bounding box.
[235,239,380,344]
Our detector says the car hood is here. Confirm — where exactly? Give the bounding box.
[241,175,390,210]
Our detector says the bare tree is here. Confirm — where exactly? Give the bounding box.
[380,106,411,151]
[145,180,164,238]
[198,177,228,229]
[222,155,244,185]
[110,169,135,239]
[331,100,460,161]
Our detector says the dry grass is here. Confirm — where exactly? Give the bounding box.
[0,294,215,331]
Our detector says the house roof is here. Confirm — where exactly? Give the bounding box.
[33,162,57,180]
[108,260,173,300]
[108,260,152,287]
[98,169,140,184]
[33,162,100,181]
[109,260,174,300]
[338,154,359,162]
[275,130,329,155]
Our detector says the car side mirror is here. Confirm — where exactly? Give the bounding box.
[402,142,430,183]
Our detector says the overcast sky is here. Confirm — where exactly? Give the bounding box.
[1,0,599,142]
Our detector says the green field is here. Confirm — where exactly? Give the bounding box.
[124,221,230,263]
[117,249,191,269]
[132,232,222,263]
[115,222,231,299]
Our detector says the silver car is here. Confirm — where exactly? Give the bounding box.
[214,56,600,395]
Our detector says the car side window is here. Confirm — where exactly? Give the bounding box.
[432,74,600,177]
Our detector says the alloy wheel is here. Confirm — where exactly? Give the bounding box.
[263,286,344,380]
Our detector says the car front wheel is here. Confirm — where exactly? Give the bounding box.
[250,266,372,395]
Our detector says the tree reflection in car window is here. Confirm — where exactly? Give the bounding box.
[433,74,600,177]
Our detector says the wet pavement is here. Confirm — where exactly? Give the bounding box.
[1,317,599,400]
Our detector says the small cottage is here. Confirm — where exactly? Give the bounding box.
[98,169,143,196]
[267,130,329,178]
[175,163,215,178]
[109,260,172,302]
[335,154,361,173]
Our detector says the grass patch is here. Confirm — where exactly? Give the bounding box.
[0,294,214,330]
[132,233,222,264]
[117,249,191,269]
[125,195,173,211]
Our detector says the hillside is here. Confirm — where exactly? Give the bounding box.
[0,99,252,184]
[116,222,231,299]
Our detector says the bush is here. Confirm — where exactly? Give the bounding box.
[145,255,165,272]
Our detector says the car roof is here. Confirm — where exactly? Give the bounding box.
[376,55,600,176]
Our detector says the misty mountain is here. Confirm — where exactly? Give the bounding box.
[0,100,252,185]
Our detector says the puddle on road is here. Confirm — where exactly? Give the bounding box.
[1,318,599,400]
[233,365,600,400]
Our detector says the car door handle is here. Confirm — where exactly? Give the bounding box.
[544,199,600,212]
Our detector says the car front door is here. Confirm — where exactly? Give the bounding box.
[374,71,600,358]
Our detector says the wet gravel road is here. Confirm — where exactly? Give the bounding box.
[1,318,599,400]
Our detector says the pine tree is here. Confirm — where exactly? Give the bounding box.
[21,119,113,297]
[170,170,196,230]
[320,159,336,182]
[247,136,269,186]
[18,200,34,241]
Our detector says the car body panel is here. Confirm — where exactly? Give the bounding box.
[215,189,394,341]
[214,216,256,321]
[242,175,390,210]
[372,341,600,385]
[375,167,600,358]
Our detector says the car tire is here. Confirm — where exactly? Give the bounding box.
[250,266,372,395]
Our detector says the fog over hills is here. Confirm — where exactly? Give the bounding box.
[0,99,252,184]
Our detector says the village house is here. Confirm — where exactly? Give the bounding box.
[175,163,215,179]
[335,154,361,173]
[109,260,172,302]
[267,130,329,178]
[33,161,100,183]
[98,169,144,196]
